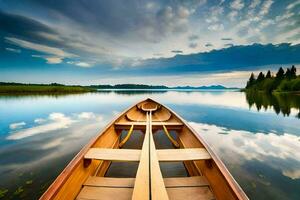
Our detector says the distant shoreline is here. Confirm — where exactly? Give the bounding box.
[0,84,95,94]
[0,82,239,94]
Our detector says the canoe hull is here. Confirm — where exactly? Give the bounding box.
[40,98,248,200]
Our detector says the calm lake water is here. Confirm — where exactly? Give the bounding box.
[0,90,300,199]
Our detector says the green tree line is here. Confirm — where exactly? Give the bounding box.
[245,65,300,92]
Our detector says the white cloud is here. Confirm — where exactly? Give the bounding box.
[230,0,244,10]
[5,37,76,64]
[9,122,26,130]
[32,55,64,64]
[228,11,238,21]
[75,62,92,67]
[286,0,300,10]
[5,47,21,53]
[206,6,224,23]
[259,0,273,16]
[283,169,300,180]
[249,0,261,9]
[67,61,93,67]
[208,24,224,31]
[34,118,46,124]
[275,12,294,22]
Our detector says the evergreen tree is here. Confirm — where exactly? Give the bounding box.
[285,68,292,79]
[257,72,265,82]
[266,70,271,78]
[276,67,284,79]
[291,65,297,78]
[246,73,256,88]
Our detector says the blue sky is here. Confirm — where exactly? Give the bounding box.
[0,0,300,86]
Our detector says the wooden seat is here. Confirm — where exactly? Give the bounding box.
[157,148,211,161]
[114,122,183,130]
[84,148,141,162]
[84,177,135,188]
[84,148,211,162]
[77,187,133,200]
[164,176,210,187]
[78,176,213,200]
[167,187,215,200]
[83,176,209,188]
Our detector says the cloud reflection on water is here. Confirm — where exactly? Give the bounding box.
[7,112,103,140]
[189,122,300,180]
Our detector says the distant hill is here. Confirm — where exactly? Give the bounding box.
[172,85,239,90]
[89,84,168,89]
[0,82,239,91]
[90,84,238,90]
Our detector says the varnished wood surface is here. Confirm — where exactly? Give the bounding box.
[166,187,214,200]
[77,187,133,200]
[84,148,141,162]
[157,148,212,161]
[132,113,150,200]
[41,98,248,200]
[164,176,210,187]
[149,112,169,200]
[84,177,135,188]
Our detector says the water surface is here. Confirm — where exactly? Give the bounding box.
[0,90,299,199]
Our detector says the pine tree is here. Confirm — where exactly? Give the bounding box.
[285,68,292,79]
[276,67,284,79]
[291,65,297,79]
[257,72,265,82]
[246,73,256,88]
[266,70,271,78]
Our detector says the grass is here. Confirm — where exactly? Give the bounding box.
[0,85,95,94]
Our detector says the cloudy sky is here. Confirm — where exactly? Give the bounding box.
[0,0,300,86]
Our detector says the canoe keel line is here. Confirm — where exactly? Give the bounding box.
[40,98,249,200]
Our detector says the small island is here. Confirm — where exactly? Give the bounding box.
[244,65,300,93]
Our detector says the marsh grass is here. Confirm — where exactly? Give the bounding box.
[0,84,95,94]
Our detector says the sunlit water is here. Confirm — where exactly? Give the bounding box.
[0,90,299,199]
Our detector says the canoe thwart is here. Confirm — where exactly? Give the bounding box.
[84,148,141,162]
[83,176,209,188]
[114,122,183,130]
[157,148,212,162]
[84,148,211,164]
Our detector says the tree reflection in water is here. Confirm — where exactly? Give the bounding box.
[245,91,300,118]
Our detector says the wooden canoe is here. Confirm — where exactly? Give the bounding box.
[40,98,248,200]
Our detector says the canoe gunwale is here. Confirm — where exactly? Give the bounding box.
[161,102,249,200]
[39,98,149,200]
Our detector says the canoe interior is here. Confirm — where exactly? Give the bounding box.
[40,98,248,200]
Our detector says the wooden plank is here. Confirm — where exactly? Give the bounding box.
[84,177,135,188]
[115,121,183,126]
[157,148,211,162]
[132,113,150,200]
[76,186,132,200]
[166,187,214,200]
[83,176,209,188]
[149,112,169,200]
[84,148,141,162]
[114,121,183,129]
[164,176,209,188]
